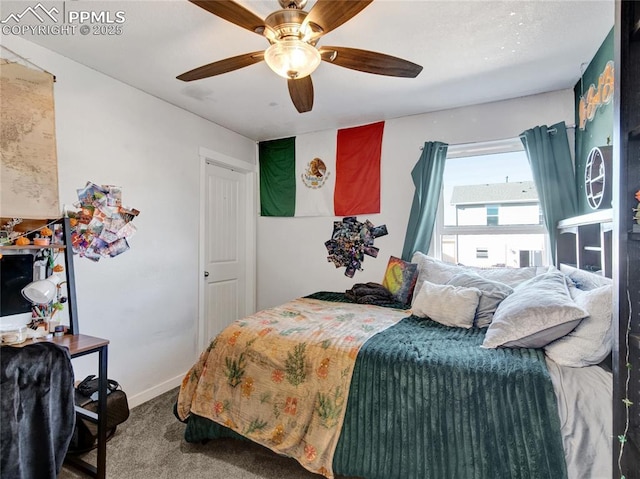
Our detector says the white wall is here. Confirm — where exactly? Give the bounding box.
[256,90,574,310]
[1,36,256,406]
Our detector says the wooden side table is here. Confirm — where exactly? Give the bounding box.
[47,334,110,479]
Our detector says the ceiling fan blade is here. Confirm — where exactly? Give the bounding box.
[319,46,423,78]
[189,0,265,36]
[287,76,314,113]
[177,51,265,81]
[302,0,373,37]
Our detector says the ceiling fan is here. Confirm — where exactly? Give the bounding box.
[177,0,423,113]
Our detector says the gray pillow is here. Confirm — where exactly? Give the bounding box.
[482,271,589,349]
[411,252,542,293]
[544,284,613,367]
[464,264,539,288]
[559,264,613,291]
[447,272,514,328]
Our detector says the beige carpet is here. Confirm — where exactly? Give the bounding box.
[59,387,357,479]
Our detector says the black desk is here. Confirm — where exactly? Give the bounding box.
[47,334,109,479]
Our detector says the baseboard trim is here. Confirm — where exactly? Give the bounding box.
[127,373,184,409]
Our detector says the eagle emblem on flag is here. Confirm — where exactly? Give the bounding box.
[301,157,329,189]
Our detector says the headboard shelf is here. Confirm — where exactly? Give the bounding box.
[557,209,613,228]
[556,209,612,278]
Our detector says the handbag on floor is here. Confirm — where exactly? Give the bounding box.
[67,375,130,454]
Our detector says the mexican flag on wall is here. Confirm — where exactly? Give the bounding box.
[259,121,384,217]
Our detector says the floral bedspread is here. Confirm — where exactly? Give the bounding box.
[176,297,409,477]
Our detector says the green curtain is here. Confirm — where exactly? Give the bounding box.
[520,121,578,264]
[401,141,448,261]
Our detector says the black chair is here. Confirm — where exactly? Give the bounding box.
[1,341,75,479]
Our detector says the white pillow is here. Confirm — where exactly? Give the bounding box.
[412,280,481,329]
[544,284,613,367]
[482,271,589,349]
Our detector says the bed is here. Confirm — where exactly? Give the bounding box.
[175,254,613,479]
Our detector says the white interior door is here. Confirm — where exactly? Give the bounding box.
[204,162,247,343]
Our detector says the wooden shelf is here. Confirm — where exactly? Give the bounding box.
[2,218,79,335]
[629,125,640,141]
[629,232,640,241]
[0,244,66,250]
[1,217,52,231]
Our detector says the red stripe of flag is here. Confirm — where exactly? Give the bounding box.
[334,121,384,216]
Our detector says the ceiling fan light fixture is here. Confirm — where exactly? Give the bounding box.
[264,39,321,79]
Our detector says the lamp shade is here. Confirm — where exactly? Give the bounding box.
[21,275,60,304]
[264,39,321,79]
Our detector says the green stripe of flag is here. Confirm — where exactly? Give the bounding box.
[259,137,296,217]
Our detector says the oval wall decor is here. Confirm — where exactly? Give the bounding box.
[584,145,612,210]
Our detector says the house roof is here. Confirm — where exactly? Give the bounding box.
[450,181,539,206]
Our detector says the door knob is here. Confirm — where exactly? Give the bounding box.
[204,271,209,277]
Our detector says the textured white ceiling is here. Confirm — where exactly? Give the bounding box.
[7,0,614,141]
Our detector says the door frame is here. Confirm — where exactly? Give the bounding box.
[198,146,257,351]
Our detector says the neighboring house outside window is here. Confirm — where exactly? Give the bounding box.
[435,144,547,268]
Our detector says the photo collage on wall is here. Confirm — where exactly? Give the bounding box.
[66,181,140,261]
[325,216,388,277]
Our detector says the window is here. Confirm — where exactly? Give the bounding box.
[486,206,499,226]
[519,249,543,267]
[435,141,547,268]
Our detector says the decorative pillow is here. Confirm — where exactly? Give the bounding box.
[412,280,481,329]
[481,271,589,349]
[446,272,514,328]
[382,256,419,305]
[544,284,613,367]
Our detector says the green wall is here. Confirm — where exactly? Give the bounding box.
[574,28,614,214]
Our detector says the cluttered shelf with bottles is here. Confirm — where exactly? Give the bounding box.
[0,216,79,337]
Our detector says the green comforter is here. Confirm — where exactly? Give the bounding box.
[182,293,567,479]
